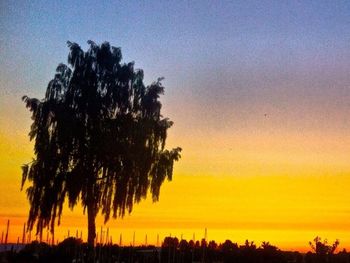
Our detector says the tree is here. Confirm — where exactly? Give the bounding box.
[260,241,277,251]
[220,239,238,253]
[309,236,339,255]
[21,40,181,247]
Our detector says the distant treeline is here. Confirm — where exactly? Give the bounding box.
[0,236,348,263]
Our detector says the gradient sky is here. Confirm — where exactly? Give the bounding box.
[1,0,350,250]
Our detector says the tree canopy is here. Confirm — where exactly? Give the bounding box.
[22,40,181,245]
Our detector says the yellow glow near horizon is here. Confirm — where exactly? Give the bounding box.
[1,124,350,251]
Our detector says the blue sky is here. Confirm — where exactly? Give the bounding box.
[1,0,350,146]
[2,1,350,91]
[1,0,350,149]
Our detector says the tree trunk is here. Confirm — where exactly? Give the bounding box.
[87,201,96,247]
[87,200,96,263]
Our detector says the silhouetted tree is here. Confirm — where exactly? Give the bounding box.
[308,236,339,263]
[260,241,277,251]
[178,239,189,251]
[178,239,190,263]
[220,240,239,262]
[259,241,282,263]
[22,40,181,247]
[161,237,179,263]
[241,239,256,250]
[309,236,339,255]
[220,240,238,253]
[162,237,179,249]
[56,237,83,262]
[208,240,218,250]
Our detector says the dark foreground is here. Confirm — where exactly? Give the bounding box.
[0,237,349,263]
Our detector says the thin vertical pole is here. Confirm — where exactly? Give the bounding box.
[4,219,10,246]
[22,223,26,244]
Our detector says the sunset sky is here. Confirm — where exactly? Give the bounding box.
[1,0,350,251]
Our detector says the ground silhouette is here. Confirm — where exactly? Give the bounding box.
[1,236,349,263]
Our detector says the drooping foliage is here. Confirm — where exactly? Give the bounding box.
[22,41,181,237]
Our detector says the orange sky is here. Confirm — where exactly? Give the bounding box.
[1,110,350,251]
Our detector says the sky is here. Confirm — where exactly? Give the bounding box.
[1,0,350,250]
